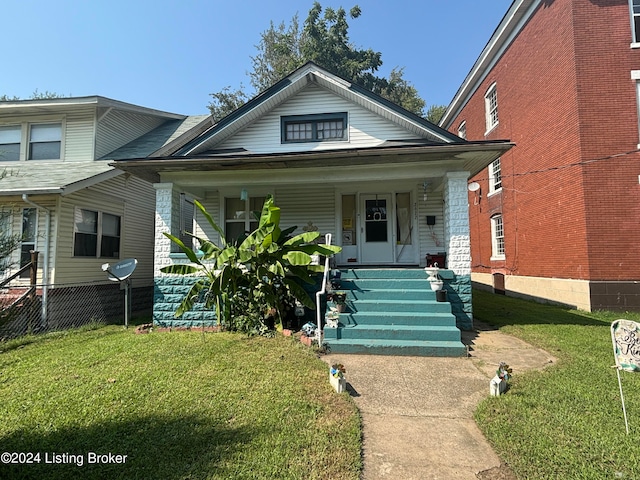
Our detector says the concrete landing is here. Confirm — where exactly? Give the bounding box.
[322,321,555,479]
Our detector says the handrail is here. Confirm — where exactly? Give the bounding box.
[0,263,33,289]
[315,233,332,347]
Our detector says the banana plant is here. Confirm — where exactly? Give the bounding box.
[161,195,341,332]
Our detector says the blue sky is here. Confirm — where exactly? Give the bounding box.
[3,1,512,115]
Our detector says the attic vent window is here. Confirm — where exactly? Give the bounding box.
[281,113,347,143]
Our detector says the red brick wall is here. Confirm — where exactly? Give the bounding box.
[453,0,640,281]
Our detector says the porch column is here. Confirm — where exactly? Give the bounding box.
[444,172,473,330]
[153,182,177,275]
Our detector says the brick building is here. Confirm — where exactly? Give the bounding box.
[440,0,640,311]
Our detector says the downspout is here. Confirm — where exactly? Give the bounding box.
[21,194,50,325]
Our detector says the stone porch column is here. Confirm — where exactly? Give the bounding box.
[444,172,473,329]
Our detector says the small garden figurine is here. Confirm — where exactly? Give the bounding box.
[490,361,513,396]
[329,363,347,393]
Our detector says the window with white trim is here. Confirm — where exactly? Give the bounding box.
[225,196,266,242]
[489,158,502,194]
[491,214,505,259]
[0,125,21,161]
[631,0,640,43]
[0,121,63,162]
[485,84,498,132]
[458,121,467,140]
[29,123,61,160]
[281,113,347,143]
[73,208,121,258]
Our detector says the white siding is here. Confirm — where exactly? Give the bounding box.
[54,175,155,286]
[274,186,336,237]
[418,193,446,266]
[63,107,96,161]
[218,84,417,154]
[194,193,221,246]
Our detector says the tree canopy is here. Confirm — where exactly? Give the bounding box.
[209,2,444,122]
[0,90,68,102]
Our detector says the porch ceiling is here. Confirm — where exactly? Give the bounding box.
[112,140,514,185]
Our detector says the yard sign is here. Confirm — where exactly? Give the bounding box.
[611,319,640,434]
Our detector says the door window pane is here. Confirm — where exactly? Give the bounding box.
[396,193,411,245]
[20,208,37,277]
[365,199,388,242]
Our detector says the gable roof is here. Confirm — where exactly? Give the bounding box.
[175,62,464,156]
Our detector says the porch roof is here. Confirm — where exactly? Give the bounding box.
[0,161,122,196]
[111,139,514,184]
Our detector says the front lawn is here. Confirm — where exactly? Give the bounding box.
[0,326,361,480]
[473,289,640,479]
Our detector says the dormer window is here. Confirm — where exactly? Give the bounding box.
[281,113,347,143]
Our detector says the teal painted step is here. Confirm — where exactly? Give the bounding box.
[337,268,429,279]
[325,339,467,357]
[335,311,458,327]
[348,288,437,301]
[338,278,429,290]
[324,324,461,342]
[346,299,451,313]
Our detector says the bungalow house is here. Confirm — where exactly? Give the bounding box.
[440,0,640,311]
[0,96,210,333]
[114,63,513,355]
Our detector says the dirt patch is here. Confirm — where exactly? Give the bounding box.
[477,463,518,480]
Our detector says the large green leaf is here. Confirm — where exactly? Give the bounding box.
[163,232,202,265]
[283,251,313,266]
[216,246,237,268]
[284,277,315,309]
[195,199,226,245]
[160,264,200,275]
[284,231,320,246]
[175,279,206,317]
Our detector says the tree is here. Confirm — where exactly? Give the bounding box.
[208,2,427,121]
[0,90,68,102]
[161,196,341,335]
[425,104,447,125]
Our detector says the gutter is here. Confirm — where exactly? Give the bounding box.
[21,194,50,326]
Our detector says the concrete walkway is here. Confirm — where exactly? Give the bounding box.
[323,322,555,480]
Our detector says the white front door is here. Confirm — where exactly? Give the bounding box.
[360,194,393,264]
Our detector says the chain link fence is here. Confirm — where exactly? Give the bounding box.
[0,281,152,341]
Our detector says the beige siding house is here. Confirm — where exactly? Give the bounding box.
[0,96,210,329]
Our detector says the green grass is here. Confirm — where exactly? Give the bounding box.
[473,289,640,479]
[0,326,361,480]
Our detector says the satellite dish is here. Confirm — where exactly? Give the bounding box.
[468,182,481,192]
[102,258,137,282]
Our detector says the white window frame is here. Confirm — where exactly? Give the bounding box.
[28,123,62,160]
[485,83,499,133]
[281,113,348,143]
[458,121,467,140]
[73,207,121,258]
[488,158,502,195]
[0,119,64,162]
[491,214,505,260]
[224,195,266,241]
[630,0,640,47]
[0,125,22,162]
